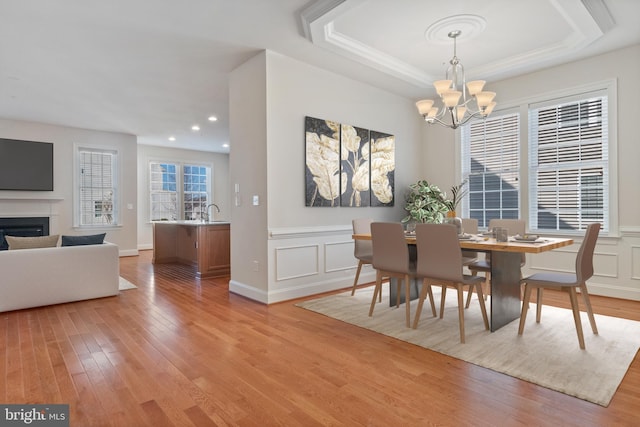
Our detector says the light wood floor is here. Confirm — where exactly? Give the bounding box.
[2,250,639,426]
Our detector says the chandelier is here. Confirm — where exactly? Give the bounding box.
[416,30,496,129]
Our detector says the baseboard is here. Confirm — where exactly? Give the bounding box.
[229,280,269,304]
[230,271,376,305]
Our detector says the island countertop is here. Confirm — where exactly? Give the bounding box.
[153,220,230,226]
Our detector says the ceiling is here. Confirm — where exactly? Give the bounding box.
[1,0,638,153]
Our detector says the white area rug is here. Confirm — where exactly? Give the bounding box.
[296,286,640,407]
[118,277,137,290]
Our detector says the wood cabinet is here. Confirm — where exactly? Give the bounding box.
[152,221,230,278]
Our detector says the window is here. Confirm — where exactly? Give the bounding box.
[77,147,118,226]
[461,111,520,228]
[529,91,608,233]
[149,162,211,221]
[183,165,210,221]
[150,163,178,221]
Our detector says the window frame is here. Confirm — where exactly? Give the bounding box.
[148,160,213,222]
[73,144,120,228]
[461,108,521,228]
[528,89,610,234]
[458,79,617,236]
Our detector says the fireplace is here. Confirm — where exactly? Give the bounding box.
[0,217,50,250]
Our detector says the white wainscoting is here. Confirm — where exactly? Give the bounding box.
[231,224,640,304]
[264,225,375,303]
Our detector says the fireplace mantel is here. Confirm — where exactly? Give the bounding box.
[0,196,64,202]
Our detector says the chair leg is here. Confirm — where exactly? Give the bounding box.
[474,282,490,331]
[427,285,436,317]
[465,271,489,308]
[439,285,447,319]
[464,272,477,308]
[536,287,544,323]
[412,278,428,329]
[456,286,465,343]
[579,283,599,335]
[396,278,401,308]
[369,271,383,317]
[413,278,438,329]
[568,287,586,349]
[404,275,411,328]
[351,260,364,296]
[518,284,533,335]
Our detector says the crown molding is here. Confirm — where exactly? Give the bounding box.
[300,0,606,87]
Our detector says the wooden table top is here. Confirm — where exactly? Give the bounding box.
[352,233,574,254]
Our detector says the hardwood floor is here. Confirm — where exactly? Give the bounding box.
[2,250,639,426]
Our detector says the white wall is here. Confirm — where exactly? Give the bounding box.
[0,118,138,255]
[423,44,640,300]
[136,144,230,249]
[229,50,424,303]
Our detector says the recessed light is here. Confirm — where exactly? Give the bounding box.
[208,116,218,122]
[222,143,229,148]
[191,125,200,131]
[168,136,176,141]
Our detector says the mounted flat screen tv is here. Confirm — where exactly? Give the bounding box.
[0,138,54,191]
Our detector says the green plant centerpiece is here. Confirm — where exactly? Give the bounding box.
[402,180,449,224]
[442,179,468,216]
[442,180,468,235]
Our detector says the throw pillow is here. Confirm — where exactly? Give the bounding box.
[5,234,60,250]
[61,233,106,247]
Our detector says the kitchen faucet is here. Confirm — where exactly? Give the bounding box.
[201,203,220,222]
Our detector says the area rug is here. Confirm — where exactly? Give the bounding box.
[118,277,137,290]
[296,286,640,407]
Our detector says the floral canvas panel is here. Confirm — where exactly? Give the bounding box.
[369,130,395,207]
[305,116,343,207]
[340,124,370,207]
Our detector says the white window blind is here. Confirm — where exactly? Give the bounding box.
[78,147,118,226]
[528,91,608,232]
[461,111,520,228]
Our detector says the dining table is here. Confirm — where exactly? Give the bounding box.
[352,232,574,331]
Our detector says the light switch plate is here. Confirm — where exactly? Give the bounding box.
[252,195,259,206]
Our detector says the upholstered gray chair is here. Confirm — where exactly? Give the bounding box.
[461,218,479,266]
[412,223,489,343]
[351,218,374,296]
[518,223,601,349]
[465,218,526,308]
[369,222,415,327]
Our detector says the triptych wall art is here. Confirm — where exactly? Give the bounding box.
[305,116,395,207]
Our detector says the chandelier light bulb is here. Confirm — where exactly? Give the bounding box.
[416,99,435,115]
[475,91,496,108]
[467,80,486,96]
[433,80,453,96]
[442,91,462,108]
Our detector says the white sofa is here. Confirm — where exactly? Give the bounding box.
[0,242,120,312]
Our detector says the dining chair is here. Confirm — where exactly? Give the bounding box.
[518,223,601,349]
[461,218,479,265]
[351,218,374,296]
[369,222,415,327]
[465,218,526,308]
[412,223,489,343]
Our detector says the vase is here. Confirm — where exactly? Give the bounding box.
[446,211,463,235]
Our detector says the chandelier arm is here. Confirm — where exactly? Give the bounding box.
[426,115,459,129]
[457,110,486,127]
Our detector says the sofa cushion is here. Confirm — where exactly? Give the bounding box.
[61,233,106,247]
[6,234,60,250]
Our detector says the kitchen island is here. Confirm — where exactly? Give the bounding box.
[152,221,230,278]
